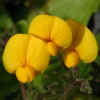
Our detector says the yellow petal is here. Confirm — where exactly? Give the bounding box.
[75,26,98,63]
[27,35,50,72]
[51,16,72,48]
[16,66,35,83]
[64,50,79,68]
[46,42,58,56]
[16,66,28,83]
[25,66,35,82]
[3,34,29,73]
[28,14,53,40]
[66,19,82,45]
[66,20,98,63]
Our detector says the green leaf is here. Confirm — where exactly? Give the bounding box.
[27,10,35,24]
[33,74,47,93]
[95,33,100,66]
[95,56,100,66]
[78,62,93,79]
[47,0,100,24]
[0,10,13,30]
[16,20,28,33]
[96,33,100,48]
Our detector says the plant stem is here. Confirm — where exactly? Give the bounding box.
[20,83,28,100]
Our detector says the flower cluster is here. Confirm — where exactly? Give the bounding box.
[2,14,98,83]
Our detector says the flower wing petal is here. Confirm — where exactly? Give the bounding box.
[75,26,98,63]
[3,34,29,73]
[51,17,72,48]
[27,35,50,72]
[28,14,53,40]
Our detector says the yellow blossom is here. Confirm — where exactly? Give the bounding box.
[64,19,98,68]
[28,14,72,56]
[3,34,50,83]
[64,50,79,68]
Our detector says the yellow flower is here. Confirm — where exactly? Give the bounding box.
[28,14,72,56]
[3,34,50,83]
[64,19,98,68]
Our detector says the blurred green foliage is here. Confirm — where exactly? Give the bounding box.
[96,33,100,48]
[0,10,13,30]
[0,0,100,100]
[47,0,100,25]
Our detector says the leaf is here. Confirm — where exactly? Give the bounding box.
[78,62,93,79]
[0,10,13,30]
[32,74,47,93]
[95,56,100,66]
[94,33,100,66]
[16,20,28,33]
[27,10,35,24]
[96,33,100,48]
[46,0,100,24]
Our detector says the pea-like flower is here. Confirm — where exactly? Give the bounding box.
[64,19,98,68]
[28,14,72,56]
[3,34,50,83]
